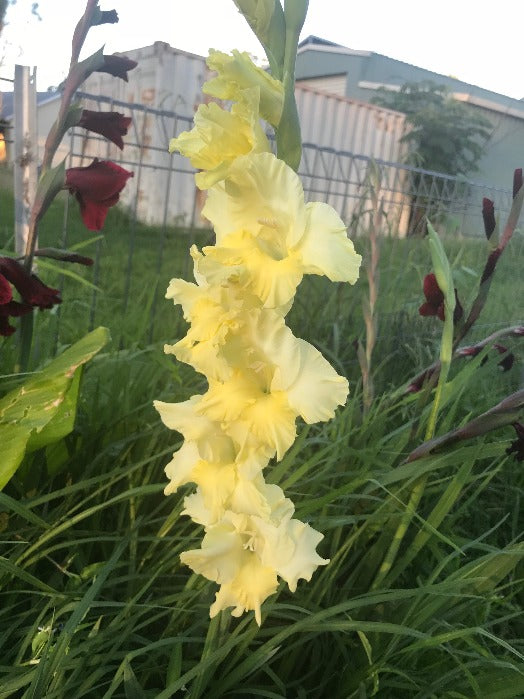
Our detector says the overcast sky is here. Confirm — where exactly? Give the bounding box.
[1,0,523,100]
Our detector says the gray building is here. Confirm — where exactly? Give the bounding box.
[295,35,524,192]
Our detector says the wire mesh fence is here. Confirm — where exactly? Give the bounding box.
[1,91,519,356]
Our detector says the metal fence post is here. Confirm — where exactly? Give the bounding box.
[13,64,37,256]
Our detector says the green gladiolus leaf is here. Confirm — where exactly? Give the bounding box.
[33,159,66,225]
[0,327,110,490]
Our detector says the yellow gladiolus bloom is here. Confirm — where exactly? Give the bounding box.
[204,49,284,126]
[169,88,270,189]
[201,152,362,308]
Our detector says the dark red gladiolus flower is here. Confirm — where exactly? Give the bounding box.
[507,422,524,462]
[0,261,48,337]
[0,257,61,309]
[66,159,134,231]
[77,110,132,150]
[513,168,523,199]
[419,273,463,323]
[419,273,445,321]
[482,198,495,239]
[0,272,12,304]
[99,55,138,82]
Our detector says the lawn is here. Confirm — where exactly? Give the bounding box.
[0,173,523,697]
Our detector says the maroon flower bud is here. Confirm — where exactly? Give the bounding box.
[513,168,523,199]
[452,292,464,324]
[92,9,119,25]
[65,159,134,231]
[493,344,515,372]
[419,273,463,324]
[482,198,495,239]
[419,273,445,321]
[34,248,94,266]
[99,55,138,82]
[507,422,524,462]
[480,248,501,284]
[0,257,61,309]
[77,109,131,150]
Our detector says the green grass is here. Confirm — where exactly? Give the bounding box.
[0,176,523,697]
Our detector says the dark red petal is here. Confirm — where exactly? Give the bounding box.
[66,159,133,202]
[0,300,34,317]
[513,168,523,199]
[0,315,16,336]
[99,55,138,82]
[77,196,111,231]
[419,302,438,317]
[423,273,444,306]
[78,110,132,150]
[482,198,495,239]
[0,272,12,304]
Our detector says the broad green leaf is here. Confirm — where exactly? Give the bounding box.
[0,423,32,491]
[27,368,82,452]
[0,327,110,490]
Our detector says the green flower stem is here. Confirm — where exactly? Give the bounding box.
[372,223,455,590]
[275,0,308,170]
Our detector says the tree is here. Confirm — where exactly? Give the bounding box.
[372,80,492,176]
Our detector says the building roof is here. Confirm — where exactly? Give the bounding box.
[297,36,524,116]
[1,90,60,119]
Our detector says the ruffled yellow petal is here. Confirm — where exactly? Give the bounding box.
[272,336,349,423]
[199,371,296,460]
[241,309,349,423]
[164,441,200,495]
[182,490,214,526]
[204,49,284,126]
[169,89,270,189]
[201,231,303,309]
[154,396,236,464]
[299,202,362,284]
[209,550,278,626]
[180,514,247,584]
[253,517,329,592]
[202,153,307,248]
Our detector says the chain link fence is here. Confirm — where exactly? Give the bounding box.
[1,91,518,353]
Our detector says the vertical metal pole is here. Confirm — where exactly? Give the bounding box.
[13,64,37,256]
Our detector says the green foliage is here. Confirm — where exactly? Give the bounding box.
[0,327,109,490]
[372,81,493,176]
[0,337,522,697]
[0,185,523,698]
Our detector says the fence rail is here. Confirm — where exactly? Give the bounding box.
[1,90,517,353]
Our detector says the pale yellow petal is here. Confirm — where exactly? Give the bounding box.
[164,441,201,495]
[209,550,278,625]
[204,49,284,126]
[272,336,349,424]
[182,490,215,527]
[180,519,245,584]
[254,517,329,592]
[202,153,307,248]
[299,202,362,284]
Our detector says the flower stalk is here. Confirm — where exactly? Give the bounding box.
[158,2,362,624]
